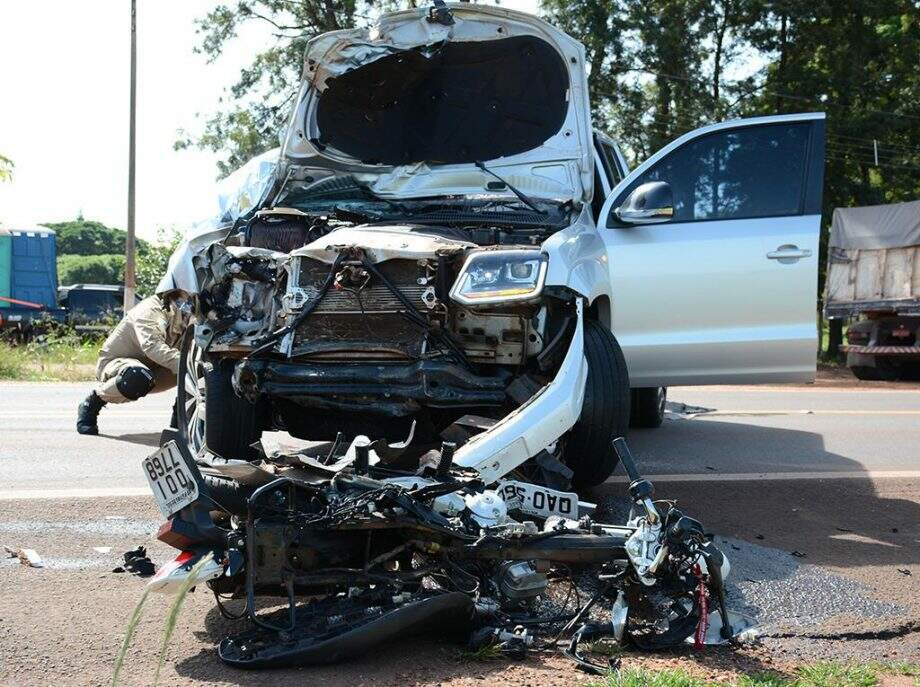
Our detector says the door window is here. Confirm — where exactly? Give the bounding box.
[609,123,810,225]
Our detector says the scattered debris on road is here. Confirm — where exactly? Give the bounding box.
[112,546,154,577]
[4,544,44,568]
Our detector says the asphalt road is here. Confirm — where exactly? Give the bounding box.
[0,381,917,686]
[1,381,918,495]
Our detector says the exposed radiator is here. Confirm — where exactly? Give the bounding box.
[288,283,428,313]
[289,256,430,314]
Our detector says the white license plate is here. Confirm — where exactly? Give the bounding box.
[497,480,579,520]
[142,441,200,518]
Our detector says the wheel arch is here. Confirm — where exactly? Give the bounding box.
[587,294,612,329]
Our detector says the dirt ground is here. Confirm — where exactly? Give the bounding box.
[808,363,920,390]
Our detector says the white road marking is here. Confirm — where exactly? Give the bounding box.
[0,412,165,418]
[606,470,920,483]
[0,487,151,501]
[678,385,920,394]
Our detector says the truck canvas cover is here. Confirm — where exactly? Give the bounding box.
[829,200,920,249]
[825,200,920,315]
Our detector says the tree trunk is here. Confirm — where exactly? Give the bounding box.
[827,318,844,359]
[775,12,788,111]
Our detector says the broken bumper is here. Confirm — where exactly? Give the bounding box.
[454,300,587,484]
[233,358,507,416]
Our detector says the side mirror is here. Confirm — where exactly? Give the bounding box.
[614,181,674,225]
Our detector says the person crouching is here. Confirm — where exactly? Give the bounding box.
[76,289,193,435]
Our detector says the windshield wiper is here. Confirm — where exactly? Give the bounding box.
[474,161,548,216]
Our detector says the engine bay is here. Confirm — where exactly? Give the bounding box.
[191,209,579,445]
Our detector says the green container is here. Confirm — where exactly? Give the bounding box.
[0,229,11,308]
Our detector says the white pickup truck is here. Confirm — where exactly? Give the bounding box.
[160,3,825,487]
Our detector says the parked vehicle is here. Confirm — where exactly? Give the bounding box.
[160,3,825,487]
[0,226,136,338]
[824,200,920,380]
[0,225,67,338]
[58,283,138,333]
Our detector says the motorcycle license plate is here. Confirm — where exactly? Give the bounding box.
[497,480,578,520]
[142,441,200,518]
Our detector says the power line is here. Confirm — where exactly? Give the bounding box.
[627,68,920,123]
[600,100,920,157]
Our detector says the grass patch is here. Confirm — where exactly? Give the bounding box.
[584,638,624,658]
[590,662,920,687]
[795,662,877,687]
[0,328,102,381]
[592,667,720,687]
[459,642,505,662]
[111,553,214,687]
[111,587,152,687]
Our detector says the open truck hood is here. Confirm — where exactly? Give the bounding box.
[279,3,592,203]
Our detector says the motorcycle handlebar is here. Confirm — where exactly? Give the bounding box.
[612,437,642,483]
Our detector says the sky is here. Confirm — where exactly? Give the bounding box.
[0,0,539,242]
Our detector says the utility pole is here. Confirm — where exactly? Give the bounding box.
[124,0,137,311]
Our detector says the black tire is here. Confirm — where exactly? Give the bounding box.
[205,359,262,460]
[201,473,252,516]
[850,364,899,381]
[631,387,667,428]
[566,320,631,489]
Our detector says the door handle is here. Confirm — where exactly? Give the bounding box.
[767,245,812,262]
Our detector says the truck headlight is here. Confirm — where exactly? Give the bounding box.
[450,250,548,306]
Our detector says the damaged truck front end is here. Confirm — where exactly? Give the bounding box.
[170,2,625,489]
[188,216,594,485]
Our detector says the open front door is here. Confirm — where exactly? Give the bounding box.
[599,113,825,386]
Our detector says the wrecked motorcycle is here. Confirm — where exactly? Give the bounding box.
[141,436,751,671]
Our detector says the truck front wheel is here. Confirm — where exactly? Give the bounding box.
[204,359,263,460]
[631,387,667,428]
[565,320,631,489]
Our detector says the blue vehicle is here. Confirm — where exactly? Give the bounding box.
[0,226,67,337]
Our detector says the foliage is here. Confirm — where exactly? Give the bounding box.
[111,588,151,687]
[52,224,179,296]
[0,323,102,381]
[44,218,150,256]
[587,661,919,687]
[153,553,214,686]
[176,0,404,177]
[57,253,125,286]
[136,228,183,297]
[0,153,13,182]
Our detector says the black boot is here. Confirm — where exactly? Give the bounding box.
[77,392,106,435]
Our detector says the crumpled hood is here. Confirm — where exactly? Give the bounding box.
[291,223,475,264]
[280,4,592,203]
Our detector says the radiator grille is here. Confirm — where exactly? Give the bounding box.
[309,284,428,313]
[294,257,428,314]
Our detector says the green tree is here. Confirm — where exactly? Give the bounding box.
[177,1,394,177]
[136,229,183,296]
[43,218,151,256]
[740,0,920,294]
[57,254,125,286]
[0,154,12,183]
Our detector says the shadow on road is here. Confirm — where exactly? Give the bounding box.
[173,602,784,686]
[101,431,162,448]
[595,417,920,570]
